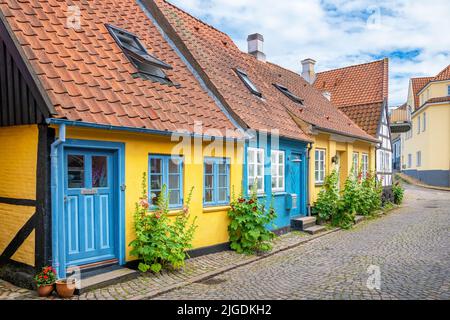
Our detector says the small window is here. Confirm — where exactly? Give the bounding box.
[361,153,369,178]
[92,156,108,188]
[273,83,304,105]
[416,151,421,167]
[67,155,85,188]
[408,154,412,168]
[352,152,359,175]
[423,112,426,132]
[271,150,285,192]
[315,149,326,184]
[247,147,265,193]
[204,158,230,206]
[235,69,261,97]
[417,115,421,134]
[447,85,450,96]
[107,24,173,83]
[149,155,183,208]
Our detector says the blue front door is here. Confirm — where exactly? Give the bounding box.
[288,153,302,216]
[64,148,117,267]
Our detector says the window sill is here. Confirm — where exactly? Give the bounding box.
[203,205,231,213]
[272,191,287,196]
[315,183,324,187]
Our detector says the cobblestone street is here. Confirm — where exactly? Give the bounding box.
[1,185,449,300]
[152,185,450,300]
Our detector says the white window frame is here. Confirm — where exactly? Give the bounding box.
[247,147,265,194]
[315,149,326,184]
[361,153,369,178]
[271,150,285,192]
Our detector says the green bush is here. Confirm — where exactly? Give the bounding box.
[312,170,339,222]
[392,182,405,205]
[228,185,276,254]
[129,173,197,273]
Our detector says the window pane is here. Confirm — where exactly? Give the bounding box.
[279,153,283,163]
[257,150,263,163]
[272,177,276,188]
[205,163,213,174]
[257,177,263,190]
[169,159,180,173]
[150,191,160,205]
[169,174,179,189]
[205,189,213,202]
[248,151,255,163]
[218,163,226,174]
[257,164,263,176]
[150,158,162,174]
[92,156,108,188]
[249,164,255,176]
[278,177,283,188]
[150,175,162,190]
[68,155,85,188]
[205,175,213,189]
[278,165,283,176]
[219,175,227,188]
[169,190,180,205]
[218,188,227,202]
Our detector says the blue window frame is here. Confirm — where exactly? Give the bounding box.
[204,157,230,206]
[448,85,450,96]
[148,155,183,208]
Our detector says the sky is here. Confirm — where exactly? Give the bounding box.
[169,0,450,107]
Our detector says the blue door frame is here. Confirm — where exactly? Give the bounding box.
[52,139,125,279]
[243,135,308,230]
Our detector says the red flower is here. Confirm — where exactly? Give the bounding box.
[248,199,254,205]
[238,198,245,203]
[44,275,48,279]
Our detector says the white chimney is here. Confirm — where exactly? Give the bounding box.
[323,91,331,101]
[301,58,316,84]
[247,33,266,62]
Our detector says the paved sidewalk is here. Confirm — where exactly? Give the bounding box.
[0,227,339,300]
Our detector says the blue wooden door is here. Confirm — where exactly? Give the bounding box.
[288,153,302,216]
[64,148,117,266]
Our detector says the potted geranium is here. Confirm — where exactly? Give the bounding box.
[34,266,56,297]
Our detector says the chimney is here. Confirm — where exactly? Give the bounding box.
[323,91,331,101]
[247,33,266,62]
[301,58,316,84]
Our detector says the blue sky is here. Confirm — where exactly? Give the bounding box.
[169,0,450,107]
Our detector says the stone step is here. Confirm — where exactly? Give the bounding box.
[303,225,327,235]
[291,216,316,230]
[76,266,138,294]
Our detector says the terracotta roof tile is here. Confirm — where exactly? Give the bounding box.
[152,0,375,143]
[313,59,388,138]
[0,0,240,137]
[411,77,433,109]
[433,65,450,82]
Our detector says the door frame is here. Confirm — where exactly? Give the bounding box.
[52,139,125,278]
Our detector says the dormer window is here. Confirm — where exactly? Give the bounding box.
[273,83,304,105]
[235,69,262,97]
[106,24,173,84]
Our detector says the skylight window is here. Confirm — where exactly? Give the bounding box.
[106,24,173,83]
[235,69,262,97]
[273,83,304,105]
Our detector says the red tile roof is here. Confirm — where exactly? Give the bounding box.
[150,0,376,143]
[313,59,389,138]
[433,64,450,81]
[411,77,433,109]
[0,0,241,137]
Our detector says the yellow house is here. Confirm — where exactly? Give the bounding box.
[402,65,450,187]
[0,0,244,285]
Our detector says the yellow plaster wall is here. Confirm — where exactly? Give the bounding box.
[0,125,38,266]
[309,133,374,203]
[60,126,244,261]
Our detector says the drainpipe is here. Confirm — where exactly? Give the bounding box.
[50,124,66,278]
[307,142,314,216]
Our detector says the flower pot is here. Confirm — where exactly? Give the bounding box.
[55,279,76,298]
[37,283,54,297]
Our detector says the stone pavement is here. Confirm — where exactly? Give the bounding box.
[0,224,337,300]
[151,185,450,300]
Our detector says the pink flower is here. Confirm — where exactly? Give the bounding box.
[139,198,149,209]
[182,206,189,215]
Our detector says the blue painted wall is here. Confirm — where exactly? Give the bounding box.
[403,169,450,187]
[243,135,308,230]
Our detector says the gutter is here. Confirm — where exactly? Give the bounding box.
[50,123,66,279]
[306,142,313,216]
[46,118,248,142]
[312,125,379,145]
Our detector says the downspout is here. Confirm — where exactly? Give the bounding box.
[50,124,66,278]
[307,142,314,216]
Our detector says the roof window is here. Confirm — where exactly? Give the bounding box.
[273,83,304,105]
[235,69,262,97]
[106,24,172,84]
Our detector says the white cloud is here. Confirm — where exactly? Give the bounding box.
[168,0,450,106]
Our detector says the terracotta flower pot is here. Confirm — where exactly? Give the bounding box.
[55,279,76,298]
[37,284,54,297]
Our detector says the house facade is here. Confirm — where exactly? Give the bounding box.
[389,104,411,172]
[310,59,393,190]
[149,0,377,218]
[0,0,245,282]
[401,65,450,187]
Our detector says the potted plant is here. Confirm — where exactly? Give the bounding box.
[55,278,77,298]
[34,266,56,297]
